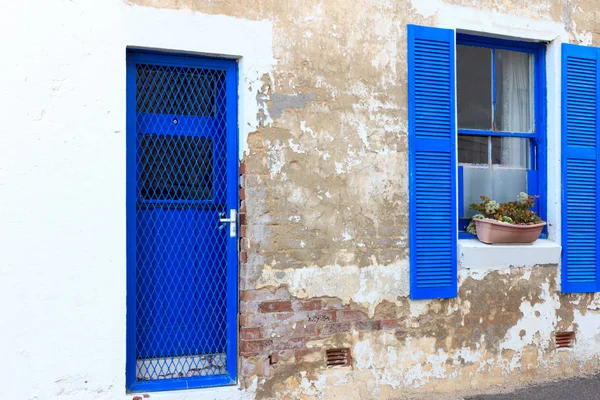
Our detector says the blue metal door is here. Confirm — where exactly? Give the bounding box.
[126,52,238,392]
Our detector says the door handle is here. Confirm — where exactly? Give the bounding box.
[219,209,237,238]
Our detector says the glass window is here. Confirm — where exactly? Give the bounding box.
[459,135,529,217]
[457,45,492,130]
[495,50,534,132]
[457,40,538,223]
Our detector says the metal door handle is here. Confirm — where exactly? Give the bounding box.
[219,209,237,238]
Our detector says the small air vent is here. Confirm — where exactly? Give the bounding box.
[326,348,351,367]
[555,331,575,348]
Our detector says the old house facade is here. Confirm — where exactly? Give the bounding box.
[3,0,600,399]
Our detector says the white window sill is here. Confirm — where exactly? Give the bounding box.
[458,239,562,272]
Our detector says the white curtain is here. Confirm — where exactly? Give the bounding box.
[496,49,532,167]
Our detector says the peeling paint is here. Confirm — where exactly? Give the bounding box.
[256,258,410,317]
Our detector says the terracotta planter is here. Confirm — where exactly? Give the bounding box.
[473,219,546,244]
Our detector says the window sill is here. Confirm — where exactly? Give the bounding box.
[458,239,562,272]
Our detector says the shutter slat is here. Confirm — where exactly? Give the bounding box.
[409,25,457,300]
[562,43,600,293]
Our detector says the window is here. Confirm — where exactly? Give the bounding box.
[408,25,550,299]
[455,35,546,234]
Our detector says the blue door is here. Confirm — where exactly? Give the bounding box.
[126,52,238,392]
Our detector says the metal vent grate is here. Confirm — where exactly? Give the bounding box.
[555,331,575,348]
[326,348,351,368]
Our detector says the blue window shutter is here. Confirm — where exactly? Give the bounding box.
[561,44,600,293]
[408,25,457,299]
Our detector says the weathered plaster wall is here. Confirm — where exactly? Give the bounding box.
[3,0,600,399]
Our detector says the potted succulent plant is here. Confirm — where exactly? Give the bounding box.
[466,193,546,244]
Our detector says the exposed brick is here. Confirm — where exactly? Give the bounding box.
[240,187,246,200]
[355,320,381,331]
[239,161,246,175]
[269,353,279,365]
[241,339,273,355]
[319,323,351,335]
[239,213,247,225]
[276,312,296,321]
[239,314,249,327]
[239,224,247,238]
[275,336,307,350]
[241,288,291,303]
[240,301,259,314]
[336,310,368,323]
[241,327,262,340]
[293,299,322,311]
[240,251,248,263]
[322,298,349,310]
[260,300,293,313]
[265,322,318,338]
[380,319,400,330]
[306,311,336,323]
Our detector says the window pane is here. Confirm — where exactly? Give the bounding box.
[462,167,493,217]
[462,167,528,217]
[457,45,492,130]
[491,169,528,204]
[491,136,529,168]
[495,50,533,132]
[458,135,488,164]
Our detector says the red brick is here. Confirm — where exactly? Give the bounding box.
[322,298,349,310]
[319,323,351,335]
[260,300,292,313]
[306,311,336,323]
[293,324,319,336]
[241,327,262,340]
[239,213,247,225]
[354,320,381,331]
[240,251,248,263]
[275,336,307,350]
[293,299,322,311]
[239,314,249,327]
[276,312,296,321]
[239,187,246,200]
[380,319,400,330]
[239,161,246,175]
[336,310,368,322]
[241,339,273,355]
[239,224,247,238]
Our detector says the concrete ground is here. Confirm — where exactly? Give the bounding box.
[465,375,600,400]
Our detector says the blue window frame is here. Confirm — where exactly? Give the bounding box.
[126,50,239,392]
[456,34,547,239]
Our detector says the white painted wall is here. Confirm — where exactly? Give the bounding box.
[0,2,271,399]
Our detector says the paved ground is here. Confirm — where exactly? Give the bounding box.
[465,375,600,400]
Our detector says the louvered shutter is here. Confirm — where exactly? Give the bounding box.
[561,44,600,293]
[408,25,457,299]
